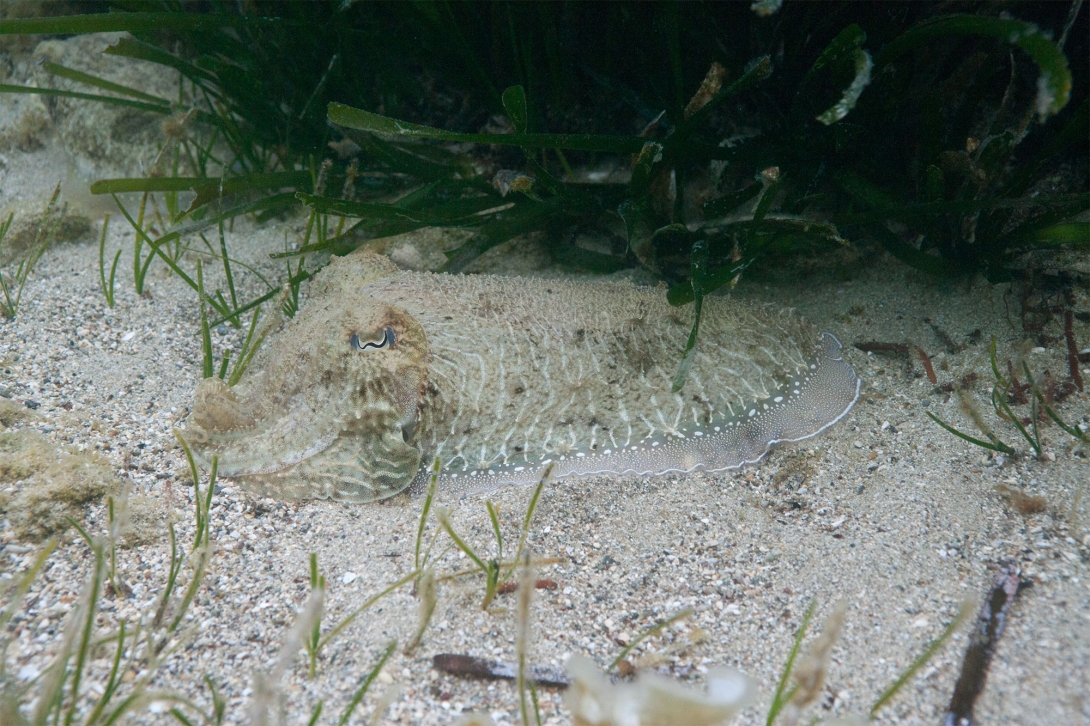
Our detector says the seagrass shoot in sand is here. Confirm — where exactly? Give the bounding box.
[183,249,860,502]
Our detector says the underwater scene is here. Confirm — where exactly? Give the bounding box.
[0,1,1087,724]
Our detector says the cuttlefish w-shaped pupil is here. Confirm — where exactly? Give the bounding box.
[350,327,395,351]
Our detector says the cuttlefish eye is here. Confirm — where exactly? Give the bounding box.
[350,327,396,351]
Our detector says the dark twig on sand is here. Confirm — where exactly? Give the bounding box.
[942,564,1025,726]
[938,372,978,393]
[854,341,909,355]
[1064,310,1084,392]
[432,654,571,688]
[925,317,965,353]
[915,345,938,384]
[497,578,558,595]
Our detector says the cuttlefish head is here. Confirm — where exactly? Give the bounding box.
[185,286,427,503]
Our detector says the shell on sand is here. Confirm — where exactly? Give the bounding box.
[184,251,860,502]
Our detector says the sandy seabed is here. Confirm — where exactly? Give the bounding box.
[2,55,1089,726]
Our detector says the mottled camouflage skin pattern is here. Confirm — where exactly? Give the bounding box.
[186,251,860,502]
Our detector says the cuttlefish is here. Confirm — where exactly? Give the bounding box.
[184,250,859,502]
